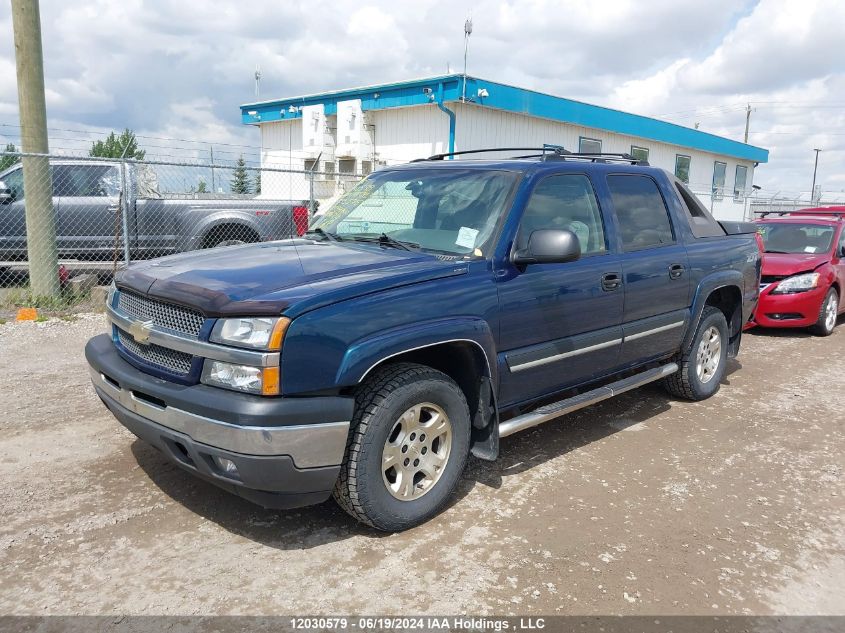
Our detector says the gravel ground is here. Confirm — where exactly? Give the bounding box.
[0,315,842,616]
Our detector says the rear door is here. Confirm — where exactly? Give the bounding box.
[53,163,121,256]
[496,173,625,406]
[605,174,691,366]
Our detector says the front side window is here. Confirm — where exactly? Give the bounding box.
[52,164,120,197]
[2,167,24,200]
[734,165,748,202]
[579,137,602,154]
[675,154,691,183]
[518,174,606,256]
[712,161,727,201]
[313,168,520,257]
[757,223,836,254]
[607,174,674,251]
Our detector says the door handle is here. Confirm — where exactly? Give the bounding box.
[601,272,622,291]
[669,263,685,279]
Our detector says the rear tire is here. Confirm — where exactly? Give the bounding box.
[663,306,729,401]
[810,288,839,337]
[333,363,471,531]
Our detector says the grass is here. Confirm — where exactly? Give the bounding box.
[0,318,6,325]
[0,286,95,313]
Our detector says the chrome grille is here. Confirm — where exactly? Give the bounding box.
[117,289,204,338]
[117,329,194,375]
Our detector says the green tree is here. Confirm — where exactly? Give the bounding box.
[0,142,19,172]
[89,129,146,160]
[230,155,250,194]
[197,179,208,194]
[253,171,261,194]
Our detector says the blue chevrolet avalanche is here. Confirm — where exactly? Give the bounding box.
[86,148,761,531]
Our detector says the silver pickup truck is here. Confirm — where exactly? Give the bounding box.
[0,158,309,260]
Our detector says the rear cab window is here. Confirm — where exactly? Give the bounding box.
[606,174,675,251]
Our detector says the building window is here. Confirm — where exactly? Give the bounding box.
[361,160,373,176]
[734,165,748,202]
[674,154,691,183]
[304,158,319,172]
[712,161,727,201]
[579,137,602,154]
[630,146,649,163]
[338,158,356,176]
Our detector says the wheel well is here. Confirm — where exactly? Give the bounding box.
[365,341,490,418]
[202,223,259,248]
[704,285,743,340]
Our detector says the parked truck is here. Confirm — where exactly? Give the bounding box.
[85,148,761,531]
[0,158,309,261]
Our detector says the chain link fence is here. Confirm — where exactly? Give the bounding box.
[0,150,374,308]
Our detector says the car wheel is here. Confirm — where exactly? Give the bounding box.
[810,288,839,336]
[663,306,729,401]
[333,362,471,531]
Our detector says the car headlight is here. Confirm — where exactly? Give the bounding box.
[210,317,290,350]
[201,361,280,395]
[107,281,118,307]
[770,272,821,294]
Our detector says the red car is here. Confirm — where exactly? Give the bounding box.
[750,207,845,336]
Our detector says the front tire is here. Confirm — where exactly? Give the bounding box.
[333,363,471,531]
[663,306,729,401]
[810,288,839,337]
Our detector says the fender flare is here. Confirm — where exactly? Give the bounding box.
[179,211,263,251]
[335,317,498,388]
[682,270,746,352]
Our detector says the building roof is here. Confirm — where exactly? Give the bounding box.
[240,74,769,163]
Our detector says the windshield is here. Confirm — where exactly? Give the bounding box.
[311,167,519,256]
[757,223,835,254]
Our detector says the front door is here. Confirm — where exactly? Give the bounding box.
[0,166,27,258]
[604,174,691,366]
[496,173,625,407]
[53,163,121,257]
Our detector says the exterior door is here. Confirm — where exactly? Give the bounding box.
[53,163,121,256]
[496,173,625,406]
[605,174,691,366]
[0,165,27,257]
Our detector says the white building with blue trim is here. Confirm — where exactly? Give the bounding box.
[241,74,769,220]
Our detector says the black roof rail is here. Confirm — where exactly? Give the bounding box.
[411,145,570,162]
[412,147,649,165]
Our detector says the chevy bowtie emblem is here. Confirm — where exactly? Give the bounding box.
[129,319,154,345]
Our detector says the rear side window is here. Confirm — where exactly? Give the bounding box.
[519,174,607,255]
[675,180,726,238]
[607,175,674,251]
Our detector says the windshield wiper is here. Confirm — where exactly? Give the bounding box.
[764,249,791,254]
[345,233,420,251]
[305,228,341,242]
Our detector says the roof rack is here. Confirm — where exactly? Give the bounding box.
[413,145,649,165]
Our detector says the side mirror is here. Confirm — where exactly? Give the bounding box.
[0,180,12,204]
[512,228,582,265]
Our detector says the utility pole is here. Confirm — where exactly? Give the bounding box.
[811,148,822,203]
[11,0,59,297]
[743,104,752,144]
[462,18,472,102]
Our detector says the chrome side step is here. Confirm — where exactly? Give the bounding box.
[498,363,678,438]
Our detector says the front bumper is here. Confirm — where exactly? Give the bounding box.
[86,334,353,509]
[751,285,827,328]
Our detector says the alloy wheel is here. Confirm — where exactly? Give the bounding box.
[695,326,722,384]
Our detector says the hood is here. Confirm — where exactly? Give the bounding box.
[761,252,829,277]
[116,239,466,317]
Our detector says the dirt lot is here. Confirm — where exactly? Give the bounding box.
[0,315,842,616]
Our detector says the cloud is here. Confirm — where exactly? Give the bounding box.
[0,0,842,195]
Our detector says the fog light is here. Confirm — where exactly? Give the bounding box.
[214,456,239,476]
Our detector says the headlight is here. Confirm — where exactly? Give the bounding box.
[210,317,290,350]
[771,273,820,294]
[107,281,118,307]
[201,360,280,395]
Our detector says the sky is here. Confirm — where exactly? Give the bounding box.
[0,0,843,198]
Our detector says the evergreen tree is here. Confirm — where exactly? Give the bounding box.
[90,129,146,160]
[253,171,261,194]
[230,155,250,194]
[0,143,19,172]
[197,179,208,193]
